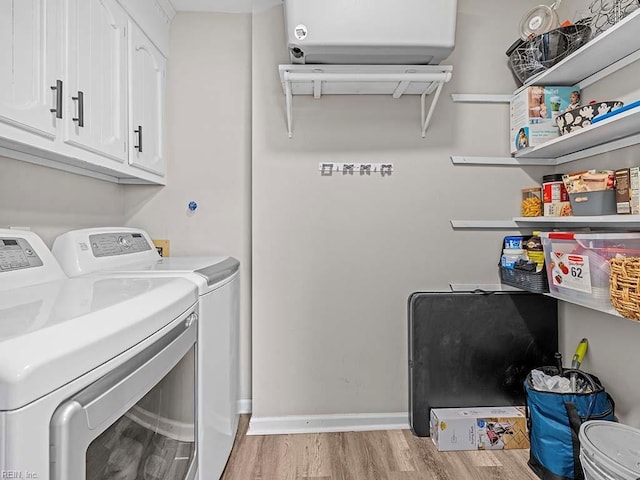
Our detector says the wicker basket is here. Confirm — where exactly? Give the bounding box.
[609,257,640,320]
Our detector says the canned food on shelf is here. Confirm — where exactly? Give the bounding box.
[543,174,571,217]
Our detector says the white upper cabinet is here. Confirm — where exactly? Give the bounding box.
[128,20,166,175]
[0,0,62,139]
[0,0,172,183]
[65,0,128,163]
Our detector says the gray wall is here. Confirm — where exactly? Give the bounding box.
[122,12,253,401]
[0,156,123,245]
[251,0,552,418]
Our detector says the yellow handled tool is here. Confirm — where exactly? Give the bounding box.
[571,338,588,370]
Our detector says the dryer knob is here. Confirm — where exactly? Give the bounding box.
[118,236,131,248]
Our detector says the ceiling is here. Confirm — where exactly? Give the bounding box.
[169,0,281,13]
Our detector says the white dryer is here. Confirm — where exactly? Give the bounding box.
[0,229,199,480]
[52,227,240,480]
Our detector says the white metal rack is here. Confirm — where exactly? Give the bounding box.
[278,64,453,138]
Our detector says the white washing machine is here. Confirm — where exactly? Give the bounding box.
[52,227,240,480]
[0,229,200,480]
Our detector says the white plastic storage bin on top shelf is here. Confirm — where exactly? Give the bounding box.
[541,232,640,314]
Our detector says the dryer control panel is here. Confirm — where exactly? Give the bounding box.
[89,233,152,257]
[0,238,44,271]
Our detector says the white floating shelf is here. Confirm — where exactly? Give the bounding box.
[450,94,511,104]
[450,156,556,166]
[279,64,452,138]
[515,106,640,161]
[543,292,621,318]
[450,220,522,229]
[450,283,522,292]
[451,215,640,230]
[514,215,640,228]
[516,8,640,90]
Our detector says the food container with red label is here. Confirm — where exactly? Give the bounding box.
[542,174,572,216]
[541,232,640,313]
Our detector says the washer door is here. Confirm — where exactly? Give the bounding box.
[50,310,198,480]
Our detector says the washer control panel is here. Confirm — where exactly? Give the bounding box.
[89,232,152,257]
[0,237,44,271]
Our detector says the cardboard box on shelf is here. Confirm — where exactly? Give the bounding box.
[430,406,529,452]
[630,167,640,215]
[616,167,640,215]
[510,86,580,154]
[615,168,631,214]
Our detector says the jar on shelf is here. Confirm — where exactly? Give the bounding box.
[501,248,526,270]
[526,232,545,272]
[521,187,543,217]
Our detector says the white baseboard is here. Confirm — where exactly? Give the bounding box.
[238,398,252,414]
[247,412,409,435]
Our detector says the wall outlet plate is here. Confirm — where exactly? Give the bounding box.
[152,239,170,257]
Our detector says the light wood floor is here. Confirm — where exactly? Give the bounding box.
[221,415,540,480]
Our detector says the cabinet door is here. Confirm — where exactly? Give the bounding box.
[65,0,127,162]
[128,21,165,175]
[0,0,62,138]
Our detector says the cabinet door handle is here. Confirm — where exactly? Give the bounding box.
[72,91,84,127]
[50,80,63,119]
[134,125,142,152]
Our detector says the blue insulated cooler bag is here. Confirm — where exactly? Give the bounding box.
[525,367,615,480]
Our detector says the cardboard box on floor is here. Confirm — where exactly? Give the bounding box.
[430,406,529,451]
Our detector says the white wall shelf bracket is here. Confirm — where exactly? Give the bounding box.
[279,64,453,138]
[420,81,445,138]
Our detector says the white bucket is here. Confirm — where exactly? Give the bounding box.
[581,452,619,480]
[579,421,640,480]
